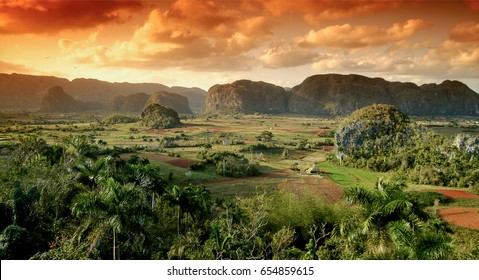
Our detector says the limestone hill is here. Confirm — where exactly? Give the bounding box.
[205,74,479,116]
[39,86,101,113]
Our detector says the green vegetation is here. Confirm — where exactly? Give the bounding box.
[141,104,181,129]
[335,104,414,166]
[0,111,478,260]
[191,151,260,178]
[101,114,140,125]
[334,104,479,188]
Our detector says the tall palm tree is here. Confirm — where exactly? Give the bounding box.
[69,156,115,189]
[164,185,189,238]
[72,177,150,259]
[164,185,211,238]
[341,177,451,259]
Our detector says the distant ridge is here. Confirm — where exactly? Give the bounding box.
[0,73,206,111]
[39,86,102,113]
[206,74,479,116]
[2,73,478,116]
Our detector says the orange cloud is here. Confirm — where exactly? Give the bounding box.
[298,19,430,49]
[450,22,479,42]
[0,0,143,34]
[468,0,479,11]
[61,0,273,71]
[128,1,272,56]
[261,0,396,24]
[260,43,321,68]
[0,60,32,73]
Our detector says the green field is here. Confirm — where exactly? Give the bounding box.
[1,112,478,260]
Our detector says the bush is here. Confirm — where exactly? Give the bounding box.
[216,156,260,178]
[102,114,139,125]
[191,151,260,178]
[407,192,451,207]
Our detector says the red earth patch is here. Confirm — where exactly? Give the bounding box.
[438,208,479,230]
[431,189,479,199]
[278,176,344,203]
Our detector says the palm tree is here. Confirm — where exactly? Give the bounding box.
[341,177,452,259]
[72,177,150,259]
[164,185,211,238]
[69,156,115,189]
[164,185,189,238]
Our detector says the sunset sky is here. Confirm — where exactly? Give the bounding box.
[1,0,478,91]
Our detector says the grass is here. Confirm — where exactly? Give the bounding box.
[316,161,385,189]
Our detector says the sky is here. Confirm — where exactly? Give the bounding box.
[0,0,478,91]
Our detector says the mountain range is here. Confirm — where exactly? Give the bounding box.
[0,73,206,112]
[205,74,479,116]
[1,73,479,116]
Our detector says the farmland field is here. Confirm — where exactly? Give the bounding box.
[1,112,478,260]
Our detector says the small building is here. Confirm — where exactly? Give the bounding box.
[305,163,320,174]
[222,140,231,146]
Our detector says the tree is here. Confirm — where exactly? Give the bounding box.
[339,177,453,259]
[69,156,115,189]
[0,225,30,259]
[71,177,151,260]
[141,104,182,129]
[256,131,273,142]
[164,185,211,238]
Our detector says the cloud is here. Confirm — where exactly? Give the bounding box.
[261,0,396,25]
[60,0,273,71]
[0,60,32,73]
[127,1,272,56]
[59,31,109,65]
[0,0,143,34]
[310,35,479,83]
[450,22,479,42]
[260,43,322,68]
[298,19,430,49]
[468,0,479,11]
[439,40,479,67]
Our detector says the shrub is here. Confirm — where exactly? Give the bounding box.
[216,156,260,178]
[102,114,139,125]
[191,151,260,178]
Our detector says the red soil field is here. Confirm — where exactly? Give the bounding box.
[431,189,479,199]
[432,189,479,230]
[438,208,479,230]
[278,176,344,203]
